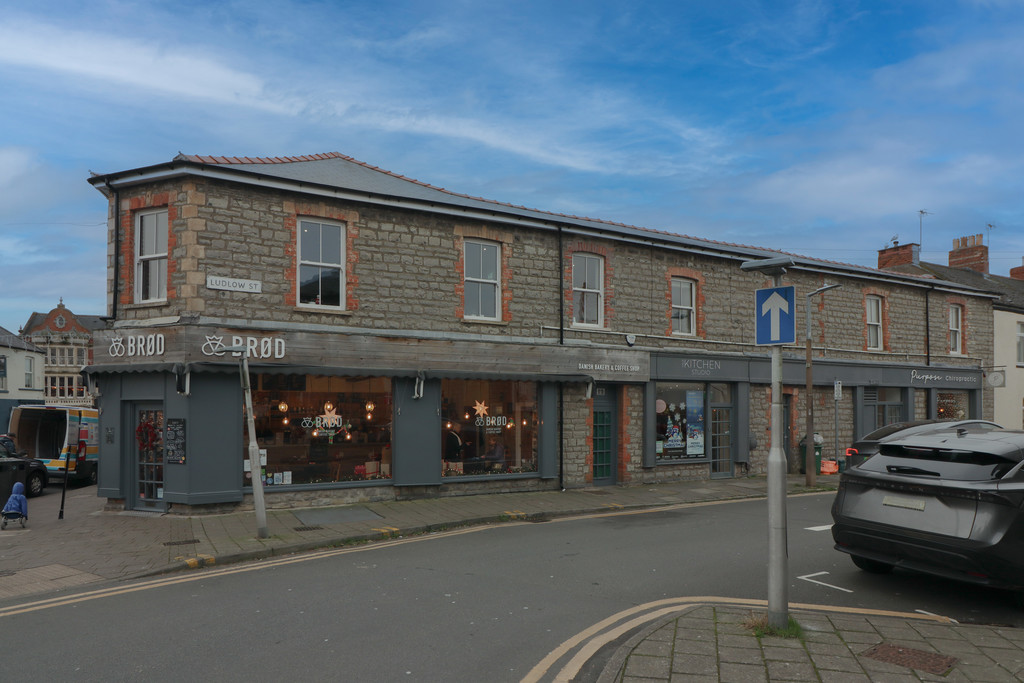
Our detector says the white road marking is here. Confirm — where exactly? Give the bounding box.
[805,524,833,532]
[798,571,853,593]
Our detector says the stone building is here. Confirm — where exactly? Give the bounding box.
[878,234,1024,428]
[20,300,106,407]
[84,153,994,513]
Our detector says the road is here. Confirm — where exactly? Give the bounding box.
[1,492,1019,681]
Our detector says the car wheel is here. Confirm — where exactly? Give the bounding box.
[88,465,98,486]
[851,555,893,574]
[25,472,45,497]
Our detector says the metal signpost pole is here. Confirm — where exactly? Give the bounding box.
[223,345,269,539]
[767,333,787,628]
[804,283,841,486]
[741,255,795,629]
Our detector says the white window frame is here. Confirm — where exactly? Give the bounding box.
[463,239,501,321]
[949,305,963,355]
[24,356,34,389]
[1017,322,1024,366]
[572,253,604,327]
[297,219,345,309]
[866,295,883,350]
[0,355,6,391]
[671,278,695,336]
[134,208,168,303]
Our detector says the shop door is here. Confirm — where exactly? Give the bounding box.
[591,384,617,486]
[133,403,166,511]
[710,406,734,479]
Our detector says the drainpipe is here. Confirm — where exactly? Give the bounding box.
[558,225,564,346]
[105,181,120,321]
[557,225,565,489]
[924,286,931,366]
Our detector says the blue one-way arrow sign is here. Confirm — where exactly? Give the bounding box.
[755,286,796,345]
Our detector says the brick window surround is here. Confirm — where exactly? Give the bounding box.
[863,289,890,351]
[565,241,613,327]
[665,267,706,338]
[453,225,513,322]
[946,297,969,356]
[284,202,360,311]
[119,192,177,307]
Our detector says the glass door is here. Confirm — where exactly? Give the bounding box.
[134,404,166,511]
[591,384,617,485]
[710,384,734,478]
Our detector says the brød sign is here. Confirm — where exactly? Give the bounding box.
[105,332,286,359]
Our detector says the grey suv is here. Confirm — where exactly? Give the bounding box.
[832,427,1024,604]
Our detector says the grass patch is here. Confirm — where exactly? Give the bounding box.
[742,613,804,639]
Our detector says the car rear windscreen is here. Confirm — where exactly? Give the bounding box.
[863,445,1018,481]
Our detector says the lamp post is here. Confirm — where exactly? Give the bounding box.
[804,283,841,486]
[222,345,269,539]
[740,255,794,629]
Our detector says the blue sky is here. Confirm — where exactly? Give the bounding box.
[2,0,1023,334]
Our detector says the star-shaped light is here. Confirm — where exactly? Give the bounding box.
[473,400,489,417]
[321,405,341,427]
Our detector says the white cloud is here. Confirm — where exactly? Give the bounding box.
[0,19,300,114]
[0,148,37,188]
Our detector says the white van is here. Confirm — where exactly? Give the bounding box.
[7,405,99,485]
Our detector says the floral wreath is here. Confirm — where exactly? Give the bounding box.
[136,420,159,451]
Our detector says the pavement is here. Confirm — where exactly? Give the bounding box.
[2,474,1023,682]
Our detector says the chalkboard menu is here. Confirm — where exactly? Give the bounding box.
[166,418,186,464]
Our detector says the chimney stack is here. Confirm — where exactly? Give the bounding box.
[948,234,988,274]
[1010,257,1024,281]
[877,239,919,270]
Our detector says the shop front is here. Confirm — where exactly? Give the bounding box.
[85,326,647,510]
[648,351,986,477]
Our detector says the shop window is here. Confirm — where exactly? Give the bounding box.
[937,391,969,421]
[655,382,708,461]
[464,239,500,320]
[242,374,392,487]
[440,379,538,476]
[671,278,695,336]
[135,208,168,303]
[866,387,903,429]
[298,219,345,308]
[572,253,604,327]
[949,304,963,355]
[866,295,883,350]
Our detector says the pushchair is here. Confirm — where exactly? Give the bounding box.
[1,509,26,529]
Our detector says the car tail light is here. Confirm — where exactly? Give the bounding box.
[845,447,858,457]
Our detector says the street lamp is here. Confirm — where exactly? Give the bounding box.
[804,283,841,486]
[740,255,794,629]
[221,345,269,539]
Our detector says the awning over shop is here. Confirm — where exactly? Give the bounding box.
[83,362,592,383]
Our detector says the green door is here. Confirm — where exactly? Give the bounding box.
[591,384,617,485]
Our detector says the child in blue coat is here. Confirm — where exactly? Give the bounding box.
[2,481,28,520]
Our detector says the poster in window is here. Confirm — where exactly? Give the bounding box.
[685,390,705,455]
[662,402,686,458]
